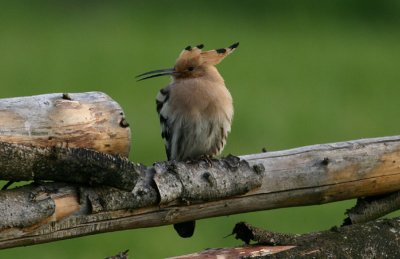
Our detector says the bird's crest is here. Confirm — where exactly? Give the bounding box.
[176,42,239,67]
[136,42,239,81]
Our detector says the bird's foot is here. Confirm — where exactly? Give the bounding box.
[184,155,214,167]
[199,155,214,167]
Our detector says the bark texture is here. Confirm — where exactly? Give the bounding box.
[231,218,400,258]
[153,155,263,203]
[344,192,400,225]
[0,92,131,156]
[0,135,400,249]
[0,142,142,190]
[0,156,262,249]
[168,245,295,259]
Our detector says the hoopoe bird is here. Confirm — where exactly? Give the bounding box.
[137,42,239,237]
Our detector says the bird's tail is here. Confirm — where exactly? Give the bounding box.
[173,221,196,238]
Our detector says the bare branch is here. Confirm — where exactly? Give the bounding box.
[0,142,143,190]
[168,245,295,259]
[229,217,400,258]
[344,192,400,225]
[0,92,130,156]
[0,135,400,249]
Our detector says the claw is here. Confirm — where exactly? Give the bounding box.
[200,155,213,167]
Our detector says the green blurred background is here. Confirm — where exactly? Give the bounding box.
[1,0,400,258]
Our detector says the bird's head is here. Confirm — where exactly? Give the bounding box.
[136,42,239,81]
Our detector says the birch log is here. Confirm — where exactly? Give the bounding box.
[0,136,400,249]
[0,92,131,156]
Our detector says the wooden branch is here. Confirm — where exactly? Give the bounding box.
[1,135,400,249]
[0,160,260,248]
[0,142,143,190]
[173,218,400,258]
[168,245,296,259]
[105,250,129,259]
[226,218,400,258]
[0,92,131,156]
[344,192,400,225]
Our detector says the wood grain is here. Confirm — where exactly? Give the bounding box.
[0,136,399,249]
[0,92,131,156]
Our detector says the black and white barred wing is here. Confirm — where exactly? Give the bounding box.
[156,87,173,160]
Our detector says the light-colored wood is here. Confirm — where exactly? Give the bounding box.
[1,136,400,249]
[0,92,131,156]
[167,245,296,259]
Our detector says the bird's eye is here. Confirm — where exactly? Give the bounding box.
[187,66,194,72]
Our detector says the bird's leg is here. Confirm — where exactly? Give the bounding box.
[184,155,213,166]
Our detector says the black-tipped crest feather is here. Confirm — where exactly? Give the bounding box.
[216,48,227,54]
[229,42,239,49]
[138,41,238,238]
[136,42,239,82]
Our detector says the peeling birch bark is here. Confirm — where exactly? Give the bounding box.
[0,142,143,190]
[153,155,263,204]
[0,136,400,249]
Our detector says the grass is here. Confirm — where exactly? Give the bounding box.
[0,1,400,258]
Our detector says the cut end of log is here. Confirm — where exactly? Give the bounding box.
[0,92,131,157]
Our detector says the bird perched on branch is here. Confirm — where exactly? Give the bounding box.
[137,42,239,237]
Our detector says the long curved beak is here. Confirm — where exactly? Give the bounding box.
[136,68,175,81]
